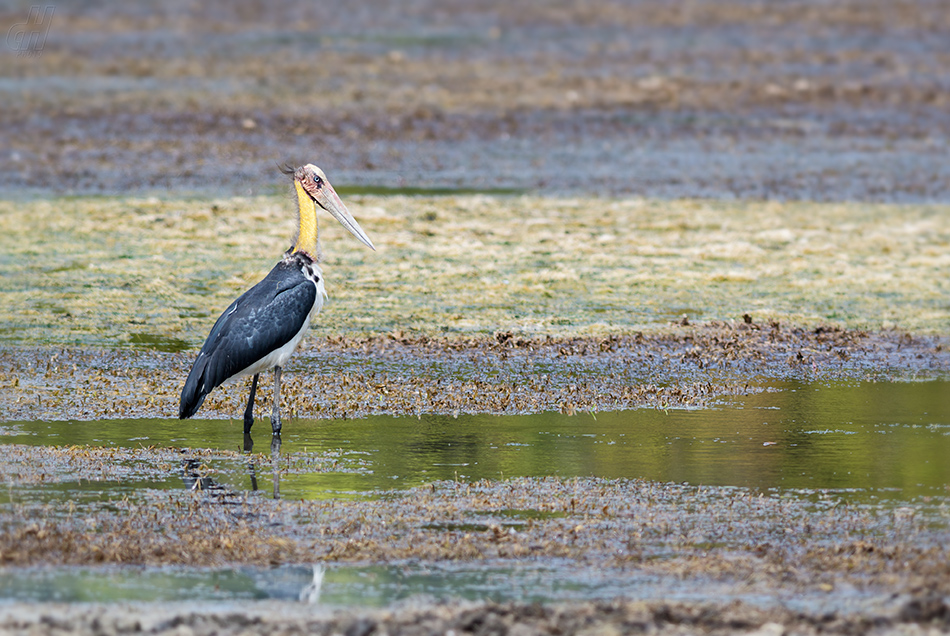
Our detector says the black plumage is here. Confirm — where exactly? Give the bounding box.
[179,254,318,421]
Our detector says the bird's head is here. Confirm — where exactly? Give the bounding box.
[285,163,375,257]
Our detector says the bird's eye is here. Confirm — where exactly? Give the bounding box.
[311,176,323,187]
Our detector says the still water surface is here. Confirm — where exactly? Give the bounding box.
[0,562,895,615]
[2,379,948,502]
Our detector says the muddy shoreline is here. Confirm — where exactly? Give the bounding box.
[1,471,949,634]
[2,325,947,422]
[3,596,950,636]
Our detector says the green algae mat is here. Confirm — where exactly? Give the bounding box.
[2,194,948,350]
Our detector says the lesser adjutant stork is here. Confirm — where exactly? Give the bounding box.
[179,164,374,436]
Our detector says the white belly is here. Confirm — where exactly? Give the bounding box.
[239,314,313,378]
[226,267,327,382]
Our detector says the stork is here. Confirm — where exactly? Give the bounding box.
[179,164,374,437]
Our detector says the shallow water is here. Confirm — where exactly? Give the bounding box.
[1,378,948,609]
[0,562,902,615]
[1,563,690,605]
[2,379,948,504]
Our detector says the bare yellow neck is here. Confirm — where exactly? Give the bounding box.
[293,180,318,258]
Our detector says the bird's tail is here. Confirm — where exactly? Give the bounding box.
[179,355,211,419]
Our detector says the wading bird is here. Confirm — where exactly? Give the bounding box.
[179,164,374,437]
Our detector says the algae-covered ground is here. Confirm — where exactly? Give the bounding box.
[2,194,948,350]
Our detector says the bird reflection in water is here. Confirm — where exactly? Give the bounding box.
[243,432,282,499]
[179,457,226,494]
[299,565,325,604]
[179,434,283,500]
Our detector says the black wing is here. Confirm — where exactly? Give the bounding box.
[179,260,317,419]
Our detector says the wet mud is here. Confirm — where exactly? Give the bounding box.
[1,473,949,634]
[2,597,950,636]
[2,324,947,422]
[3,0,950,201]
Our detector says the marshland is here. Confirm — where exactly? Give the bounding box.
[1,1,949,634]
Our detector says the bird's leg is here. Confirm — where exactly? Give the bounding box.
[271,366,283,434]
[243,373,259,435]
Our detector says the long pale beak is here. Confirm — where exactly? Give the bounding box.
[311,180,375,251]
